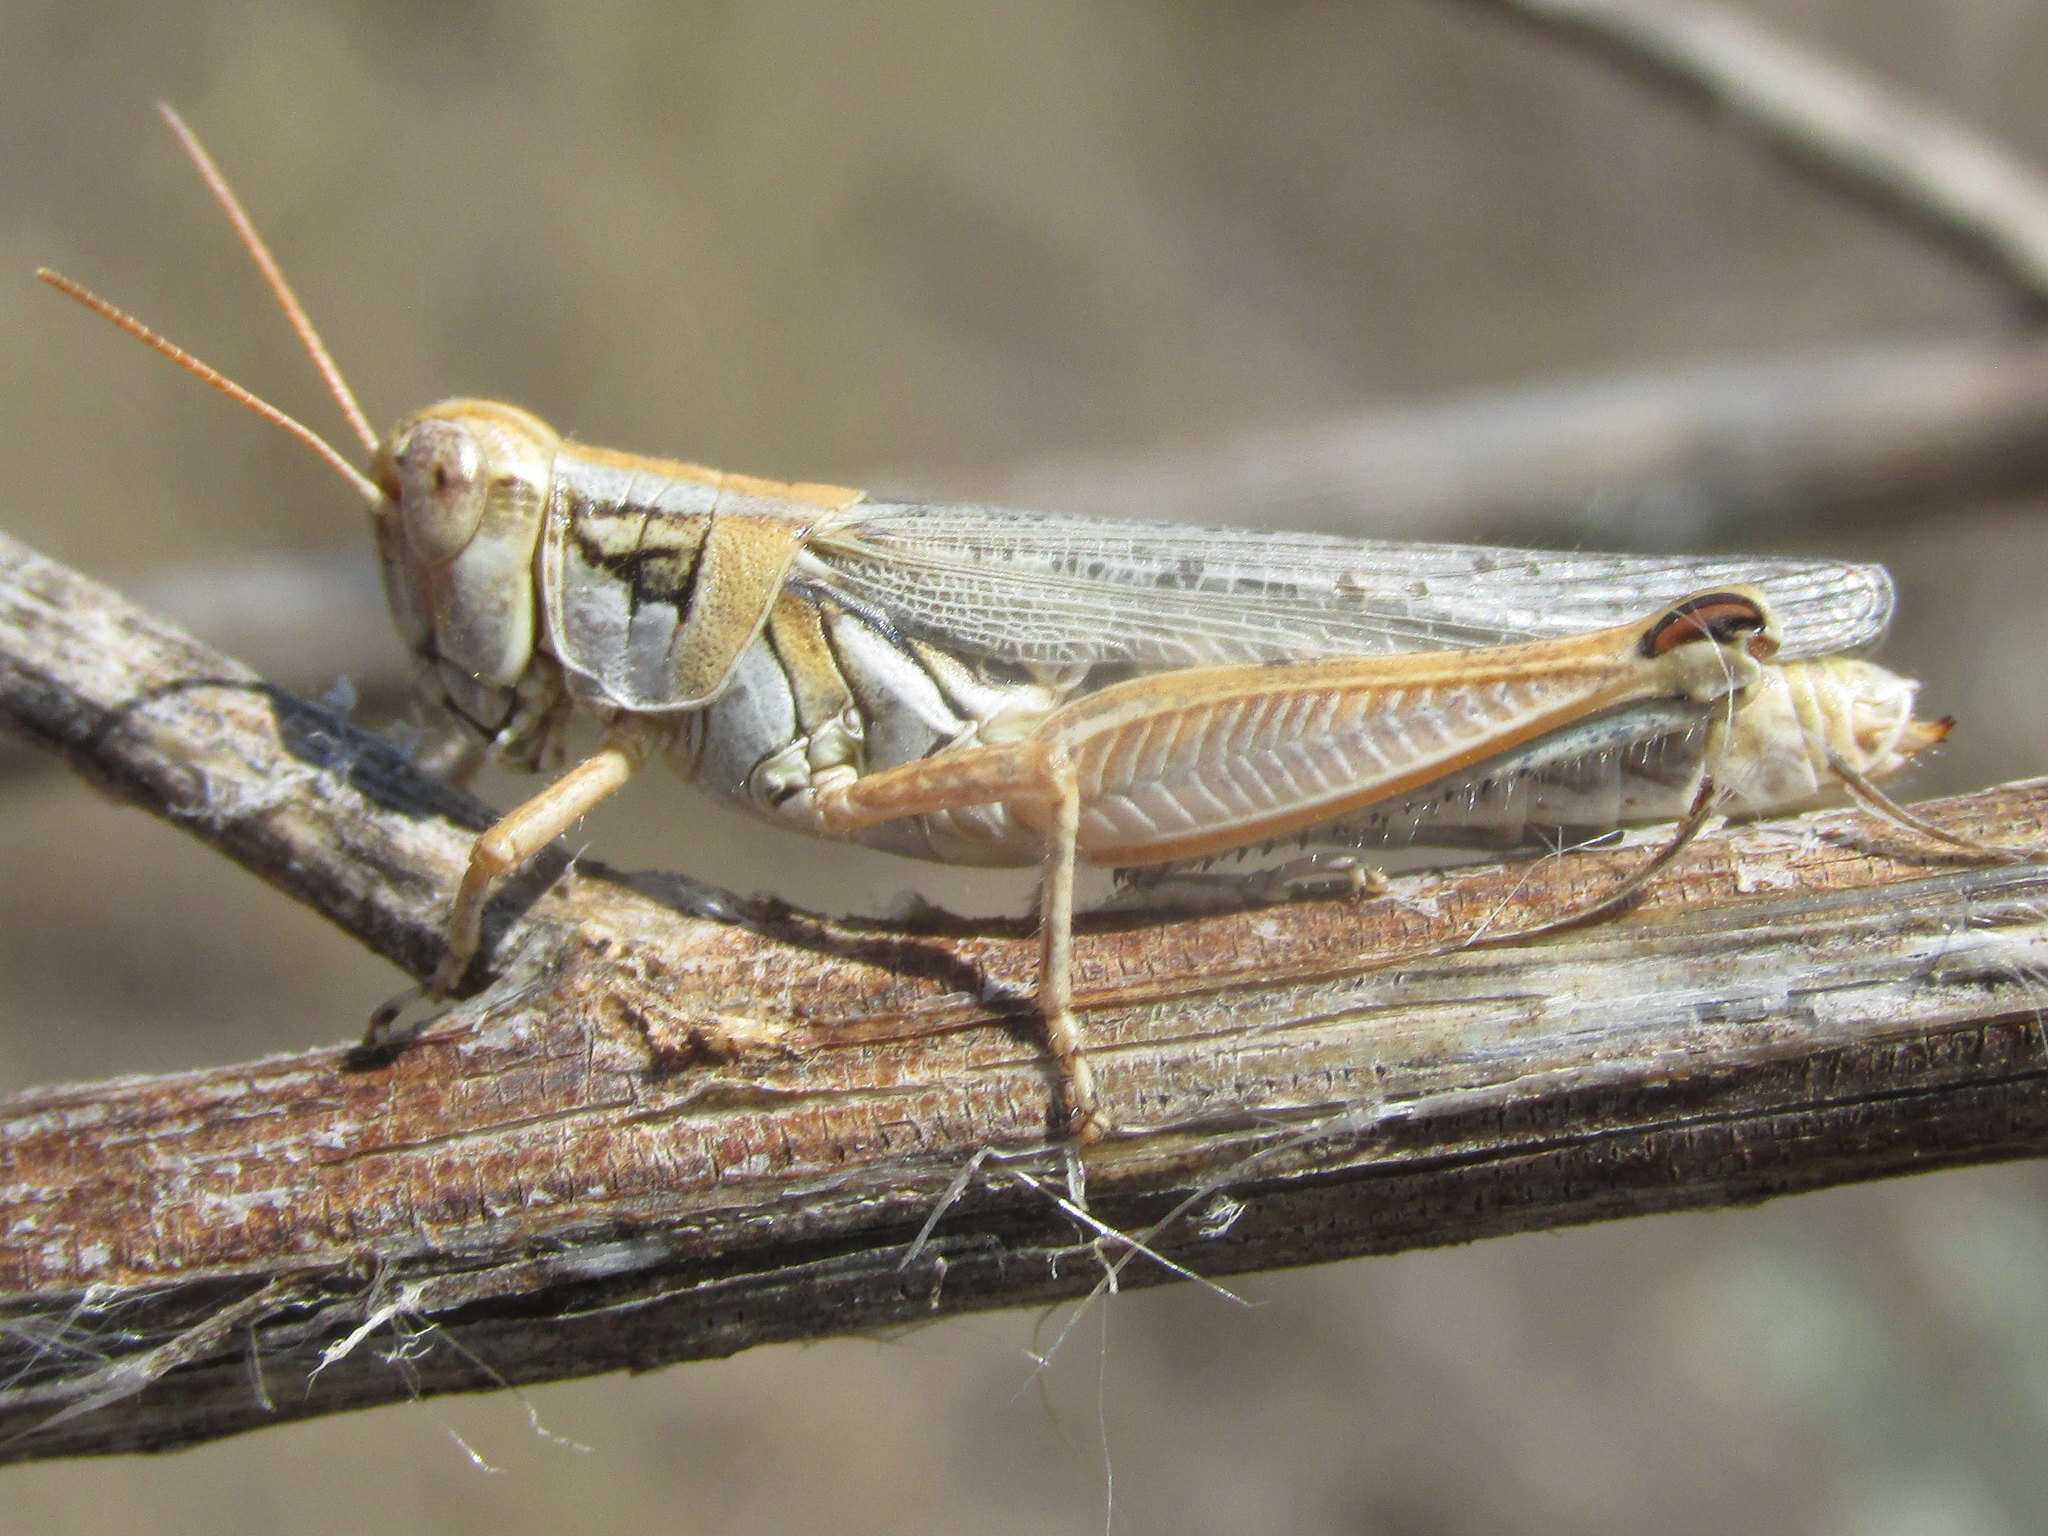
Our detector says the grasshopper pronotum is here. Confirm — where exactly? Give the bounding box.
[42,107,1947,1140]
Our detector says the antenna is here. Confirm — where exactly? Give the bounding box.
[36,104,387,507]
[155,102,380,457]
[38,267,383,507]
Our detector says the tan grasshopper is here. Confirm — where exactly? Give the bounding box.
[42,107,1947,1140]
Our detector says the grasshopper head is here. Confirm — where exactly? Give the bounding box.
[41,113,572,760]
[370,399,562,736]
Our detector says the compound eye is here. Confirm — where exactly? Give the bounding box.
[391,419,487,564]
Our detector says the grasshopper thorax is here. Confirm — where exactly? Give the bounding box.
[370,399,562,739]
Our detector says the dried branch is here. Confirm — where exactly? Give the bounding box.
[2,530,2046,1461]
[1492,0,2048,303]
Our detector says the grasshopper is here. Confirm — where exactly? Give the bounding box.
[41,108,1947,1140]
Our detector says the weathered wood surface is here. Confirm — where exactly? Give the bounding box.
[2,527,2045,1461]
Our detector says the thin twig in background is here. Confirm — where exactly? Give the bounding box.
[968,331,2048,547]
[1494,0,2048,304]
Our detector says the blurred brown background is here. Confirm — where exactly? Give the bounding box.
[6,2,2048,1532]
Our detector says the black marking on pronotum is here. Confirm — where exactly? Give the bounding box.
[562,499,711,622]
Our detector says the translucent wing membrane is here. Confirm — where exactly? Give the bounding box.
[804,503,1894,667]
